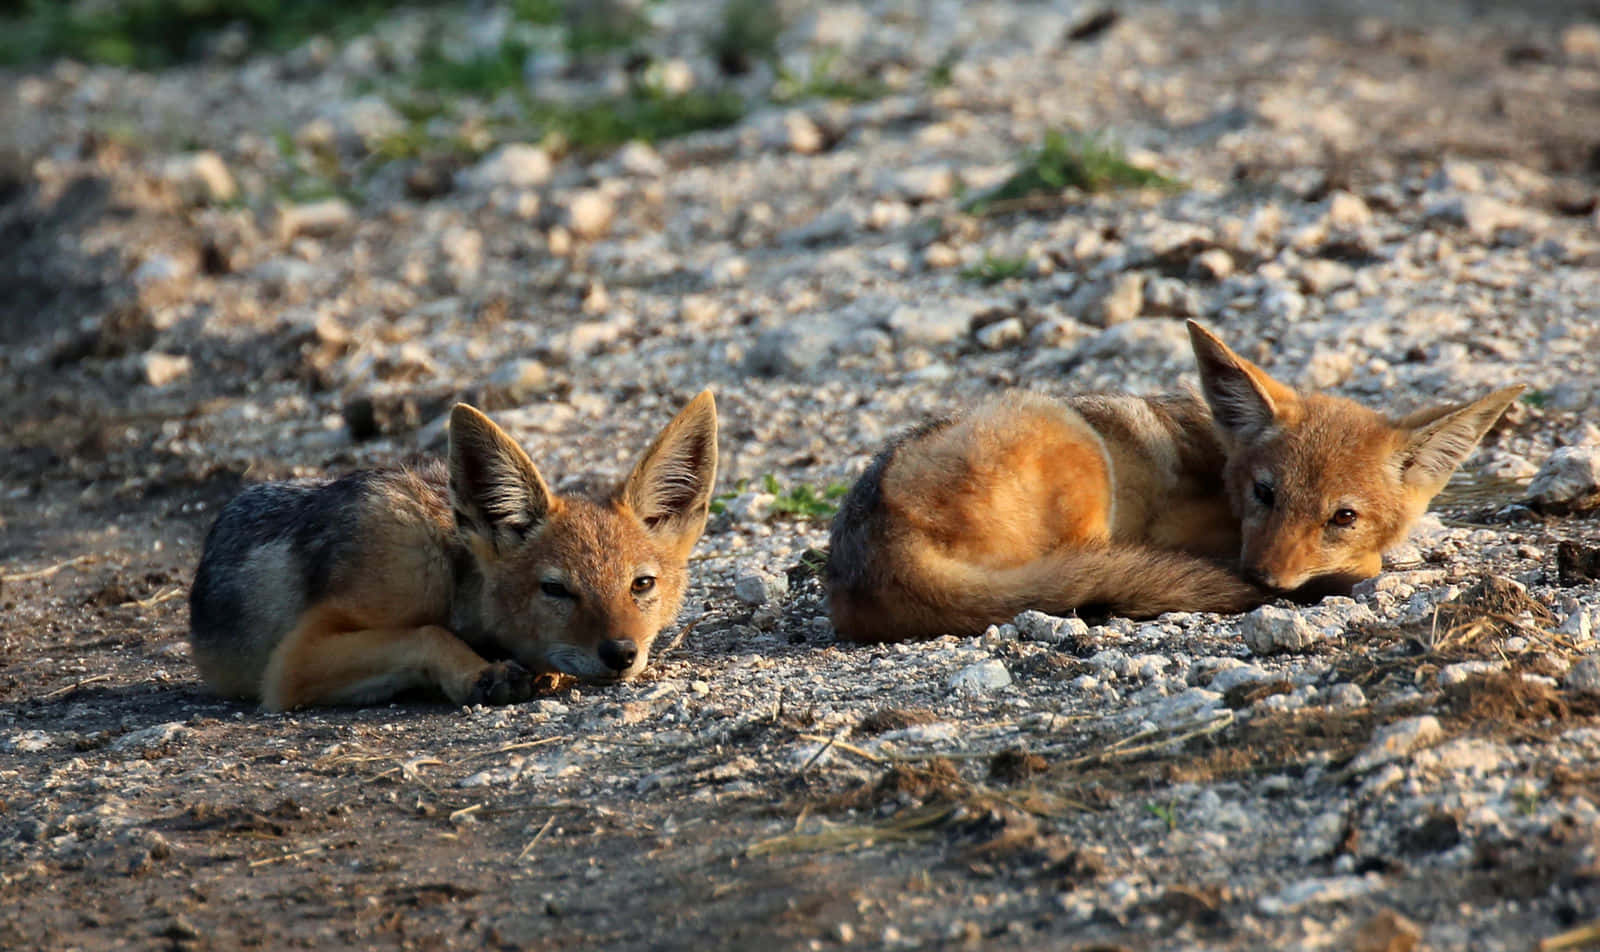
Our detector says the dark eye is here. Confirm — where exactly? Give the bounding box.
[1329,509,1358,528]
[631,576,656,595]
[1253,480,1276,508]
[540,580,573,599]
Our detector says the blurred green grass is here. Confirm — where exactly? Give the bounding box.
[0,0,418,68]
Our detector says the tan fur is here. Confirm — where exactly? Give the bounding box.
[190,392,719,710]
[827,323,1522,641]
[881,394,1114,566]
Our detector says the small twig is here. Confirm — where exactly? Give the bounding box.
[40,674,112,700]
[372,756,445,784]
[249,842,327,868]
[796,730,846,777]
[3,555,93,584]
[656,614,704,656]
[125,587,184,610]
[515,815,557,863]
[448,803,484,823]
[464,736,569,762]
[796,732,885,765]
[1538,919,1600,951]
[1057,711,1234,769]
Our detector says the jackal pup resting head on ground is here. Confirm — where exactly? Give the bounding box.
[188,391,717,709]
[448,393,719,682]
[1187,322,1523,595]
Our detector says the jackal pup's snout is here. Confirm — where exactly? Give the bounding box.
[449,392,719,683]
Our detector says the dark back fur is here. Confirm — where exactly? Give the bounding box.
[189,463,449,647]
[826,417,952,595]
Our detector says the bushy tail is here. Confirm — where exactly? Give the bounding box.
[828,543,1266,642]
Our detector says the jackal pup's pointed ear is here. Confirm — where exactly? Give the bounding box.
[448,403,555,551]
[1395,385,1525,496]
[1187,320,1302,442]
[622,390,719,555]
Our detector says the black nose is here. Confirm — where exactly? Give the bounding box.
[598,639,637,671]
[1243,568,1280,592]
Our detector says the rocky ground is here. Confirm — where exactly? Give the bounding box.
[4,1,1600,949]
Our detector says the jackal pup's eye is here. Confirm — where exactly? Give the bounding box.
[1329,509,1358,528]
[1252,479,1276,508]
[631,576,656,595]
[540,580,574,599]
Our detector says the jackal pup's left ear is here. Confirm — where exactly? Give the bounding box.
[1395,385,1525,496]
[621,390,719,555]
[448,403,556,553]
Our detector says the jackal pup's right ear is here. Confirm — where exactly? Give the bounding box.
[448,403,556,553]
[621,390,719,557]
[1187,320,1303,442]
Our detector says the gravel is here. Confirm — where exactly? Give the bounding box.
[2,0,1599,949]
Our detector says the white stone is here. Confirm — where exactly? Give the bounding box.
[616,141,665,177]
[1428,160,1485,193]
[732,571,788,607]
[923,242,960,269]
[1411,737,1508,775]
[488,359,550,403]
[781,111,826,154]
[1424,195,1523,242]
[1241,604,1322,654]
[140,352,192,387]
[566,190,616,240]
[1558,607,1595,643]
[1208,664,1274,694]
[439,227,483,286]
[4,730,60,753]
[1324,190,1371,229]
[1127,687,1224,729]
[946,659,1012,695]
[1325,683,1367,709]
[1013,611,1089,645]
[974,317,1025,350]
[111,722,187,753]
[878,165,956,203]
[646,58,695,95]
[1258,875,1381,916]
[462,144,553,190]
[1346,715,1442,774]
[1562,23,1600,61]
[160,151,236,204]
[887,304,971,346]
[1193,248,1234,280]
[1098,272,1145,326]
[275,198,353,241]
[724,492,777,522]
[324,95,404,151]
[1526,447,1600,511]
[1142,276,1201,317]
[1565,655,1600,696]
[1086,648,1131,678]
[1438,660,1503,687]
[133,253,192,290]
[1070,318,1191,366]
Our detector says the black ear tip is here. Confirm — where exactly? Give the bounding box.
[449,403,486,432]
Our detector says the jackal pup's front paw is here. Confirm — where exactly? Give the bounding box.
[465,660,539,706]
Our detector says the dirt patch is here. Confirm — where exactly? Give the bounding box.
[856,706,941,734]
[1558,539,1600,586]
[988,747,1049,784]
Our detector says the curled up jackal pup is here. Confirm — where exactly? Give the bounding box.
[827,321,1523,642]
[188,391,718,710]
